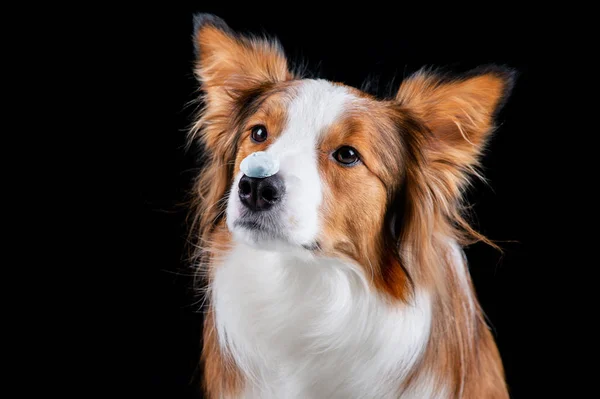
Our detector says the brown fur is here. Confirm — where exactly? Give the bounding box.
[190,15,513,398]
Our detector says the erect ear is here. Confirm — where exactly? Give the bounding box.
[390,67,515,254]
[396,66,515,174]
[192,14,291,106]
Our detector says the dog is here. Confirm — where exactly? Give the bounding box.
[189,13,514,399]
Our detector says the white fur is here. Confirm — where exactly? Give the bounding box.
[212,243,433,399]
[226,79,354,248]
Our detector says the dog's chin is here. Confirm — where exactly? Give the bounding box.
[230,220,318,255]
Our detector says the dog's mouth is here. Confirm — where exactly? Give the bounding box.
[233,218,281,237]
[232,217,320,252]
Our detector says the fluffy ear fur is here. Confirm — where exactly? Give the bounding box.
[189,14,292,245]
[396,67,515,180]
[193,13,291,116]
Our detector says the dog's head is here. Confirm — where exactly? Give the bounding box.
[191,14,514,297]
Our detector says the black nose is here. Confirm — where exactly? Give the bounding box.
[238,174,285,211]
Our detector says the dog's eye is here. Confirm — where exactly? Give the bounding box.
[251,125,268,143]
[333,146,360,166]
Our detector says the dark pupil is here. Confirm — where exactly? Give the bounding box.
[252,126,267,142]
[337,147,357,163]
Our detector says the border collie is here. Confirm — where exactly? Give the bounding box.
[189,13,514,398]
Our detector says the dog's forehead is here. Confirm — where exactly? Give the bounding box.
[279,81,348,151]
[287,79,355,136]
[271,79,365,143]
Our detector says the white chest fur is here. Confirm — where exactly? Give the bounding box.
[211,243,434,399]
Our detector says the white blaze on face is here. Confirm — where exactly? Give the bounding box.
[227,79,355,248]
[268,80,354,244]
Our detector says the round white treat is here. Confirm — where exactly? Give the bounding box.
[240,151,280,178]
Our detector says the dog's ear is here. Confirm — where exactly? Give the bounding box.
[193,14,291,105]
[388,67,515,257]
[396,66,514,176]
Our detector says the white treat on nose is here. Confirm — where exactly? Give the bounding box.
[240,151,280,178]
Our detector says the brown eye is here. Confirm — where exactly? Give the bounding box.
[251,125,268,143]
[333,146,360,166]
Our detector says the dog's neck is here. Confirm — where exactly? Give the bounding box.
[209,238,476,398]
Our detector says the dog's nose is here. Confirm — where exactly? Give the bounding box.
[238,174,285,211]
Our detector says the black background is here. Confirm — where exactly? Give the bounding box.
[110,4,579,398]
